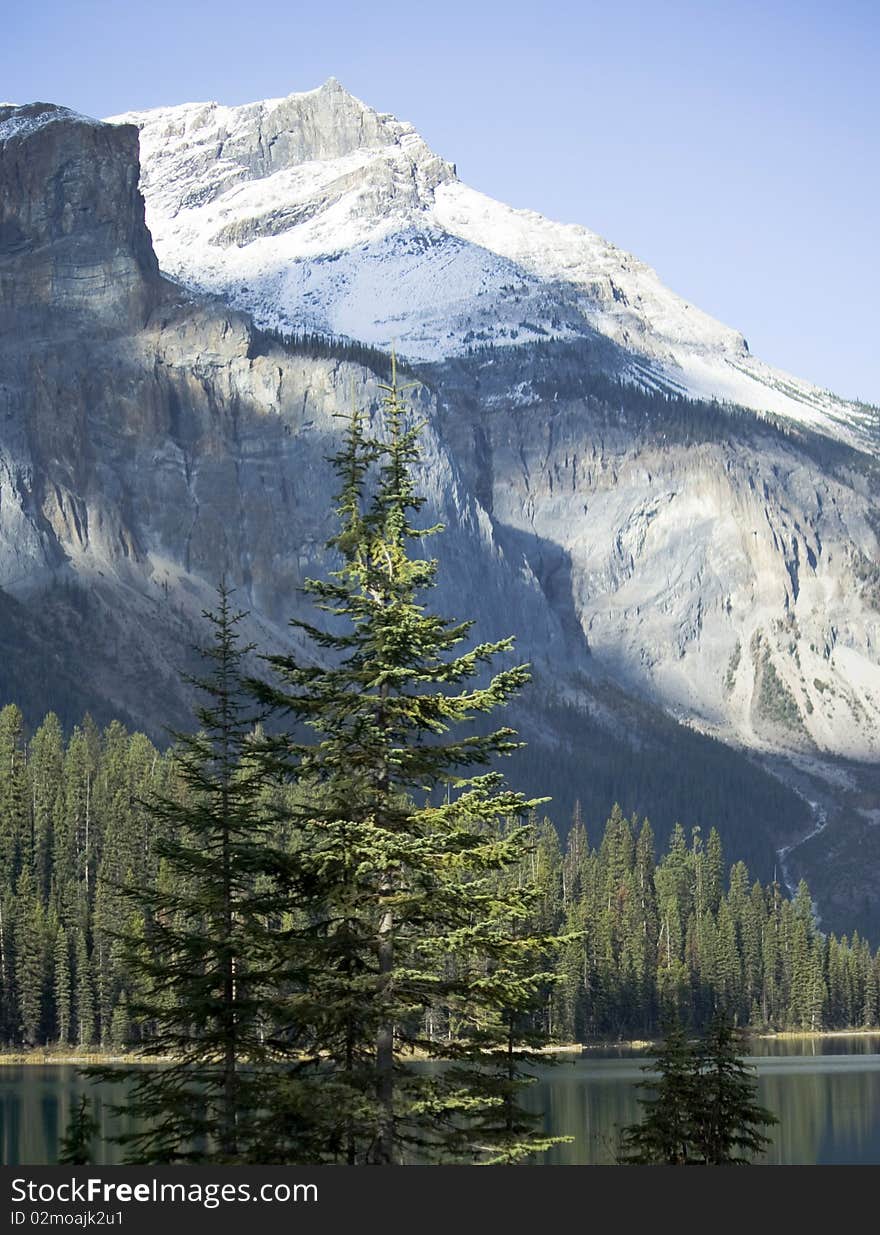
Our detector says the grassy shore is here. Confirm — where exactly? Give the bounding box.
[754,1028,880,1041]
[0,1051,172,1066]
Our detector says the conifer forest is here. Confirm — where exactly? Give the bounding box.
[2,707,877,1054]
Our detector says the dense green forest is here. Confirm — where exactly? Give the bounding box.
[0,703,876,1050]
[531,807,879,1039]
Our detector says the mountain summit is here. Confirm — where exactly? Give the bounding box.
[112,81,874,452]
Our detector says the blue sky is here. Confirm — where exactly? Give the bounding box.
[4,0,878,403]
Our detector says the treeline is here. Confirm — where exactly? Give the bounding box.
[532,806,880,1041]
[247,323,410,380]
[0,700,877,1050]
[430,336,876,475]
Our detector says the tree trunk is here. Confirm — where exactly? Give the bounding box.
[373,672,395,1164]
[375,892,394,1164]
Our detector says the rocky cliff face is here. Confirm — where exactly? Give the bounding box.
[1,96,879,938]
[430,348,880,761]
[109,82,880,760]
[0,102,562,732]
[0,103,159,328]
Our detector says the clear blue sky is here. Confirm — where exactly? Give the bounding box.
[4,0,878,403]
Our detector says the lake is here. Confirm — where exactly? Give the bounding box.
[3,1036,880,1165]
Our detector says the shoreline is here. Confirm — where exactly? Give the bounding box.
[538,1027,880,1057]
[552,1028,880,1053]
[0,1053,174,1066]
[2,1028,879,1066]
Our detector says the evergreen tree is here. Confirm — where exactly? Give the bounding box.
[74,928,95,1048]
[631,819,659,1029]
[620,1018,777,1165]
[57,728,97,930]
[14,868,44,1046]
[557,809,592,1042]
[618,1022,698,1164]
[715,900,742,1017]
[0,704,30,881]
[532,817,564,1035]
[93,587,292,1164]
[691,1018,777,1164]
[53,926,72,1046]
[30,713,65,904]
[705,827,725,915]
[248,362,565,1164]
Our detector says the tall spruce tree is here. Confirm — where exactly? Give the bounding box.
[53,925,72,1045]
[14,868,45,1046]
[248,361,566,1164]
[74,928,95,1048]
[92,587,297,1163]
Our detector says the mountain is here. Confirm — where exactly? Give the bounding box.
[1,90,879,939]
[111,83,880,751]
[112,79,876,452]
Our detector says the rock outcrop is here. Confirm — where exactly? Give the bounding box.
[0,103,561,735]
[114,80,877,451]
[0,103,159,328]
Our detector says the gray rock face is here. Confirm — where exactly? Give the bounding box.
[112,79,455,223]
[116,82,877,454]
[431,348,880,759]
[0,105,562,736]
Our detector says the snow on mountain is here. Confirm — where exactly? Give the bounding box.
[110,79,875,452]
[0,102,105,143]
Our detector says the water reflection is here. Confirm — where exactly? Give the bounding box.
[0,1068,134,1166]
[3,1036,880,1165]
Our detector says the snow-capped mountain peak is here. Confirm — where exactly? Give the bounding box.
[109,82,875,452]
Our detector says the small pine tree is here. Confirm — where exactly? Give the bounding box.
[91,586,297,1163]
[618,1022,698,1164]
[691,1018,777,1164]
[620,1017,777,1165]
[58,1094,100,1165]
